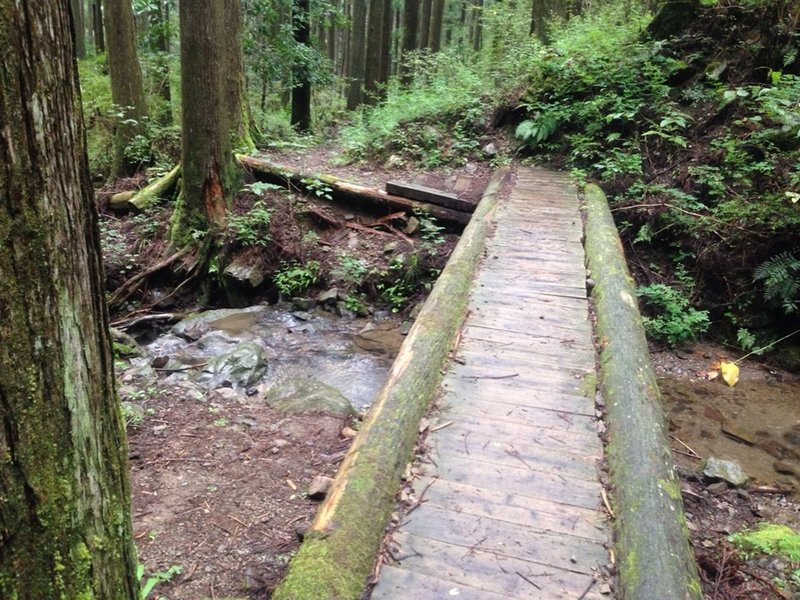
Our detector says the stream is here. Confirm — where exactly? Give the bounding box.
[661,375,800,496]
[120,305,400,414]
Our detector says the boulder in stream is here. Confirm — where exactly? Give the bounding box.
[701,456,749,488]
[265,378,355,417]
[199,341,268,389]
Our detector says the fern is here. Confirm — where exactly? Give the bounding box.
[753,250,800,313]
[516,113,560,148]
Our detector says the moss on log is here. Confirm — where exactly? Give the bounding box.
[272,167,510,600]
[129,164,181,211]
[583,184,701,600]
[237,154,472,228]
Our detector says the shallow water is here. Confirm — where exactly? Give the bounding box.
[145,306,395,411]
[660,376,800,495]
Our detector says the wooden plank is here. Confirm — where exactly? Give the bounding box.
[399,505,608,572]
[455,342,594,371]
[440,377,595,416]
[372,565,512,600]
[385,180,474,213]
[437,393,600,440]
[457,333,594,367]
[426,453,603,510]
[432,424,601,480]
[414,476,608,542]
[445,363,589,397]
[474,277,587,299]
[467,310,593,335]
[432,413,602,456]
[416,477,607,544]
[386,532,605,599]
[470,286,589,309]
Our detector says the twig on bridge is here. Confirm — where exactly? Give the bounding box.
[515,571,542,590]
[601,487,615,519]
[577,579,596,600]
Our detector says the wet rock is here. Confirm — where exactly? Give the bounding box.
[482,142,497,156]
[464,162,478,175]
[400,320,413,335]
[773,461,796,476]
[335,301,356,319]
[119,362,158,388]
[224,258,265,288]
[317,288,339,304]
[354,323,404,357]
[707,481,729,494]
[172,308,262,341]
[110,327,146,358]
[404,216,420,235]
[265,378,356,417]
[291,297,316,311]
[307,475,334,500]
[702,457,749,487]
[292,311,314,322]
[200,341,268,389]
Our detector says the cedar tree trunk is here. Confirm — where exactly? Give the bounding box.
[400,0,420,84]
[291,0,312,131]
[171,0,253,249]
[0,2,139,597]
[103,0,147,177]
[346,0,367,109]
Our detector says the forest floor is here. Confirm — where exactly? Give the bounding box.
[102,154,799,599]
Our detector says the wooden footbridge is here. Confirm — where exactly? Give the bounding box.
[273,168,701,600]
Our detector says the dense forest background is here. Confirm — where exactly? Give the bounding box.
[77,0,800,355]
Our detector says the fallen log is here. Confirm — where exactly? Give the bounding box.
[236,154,472,228]
[129,164,181,211]
[271,167,511,600]
[584,183,702,600]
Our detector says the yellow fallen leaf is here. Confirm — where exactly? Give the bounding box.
[720,361,739,386]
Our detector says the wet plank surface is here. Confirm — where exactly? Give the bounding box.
[372,167,611,599]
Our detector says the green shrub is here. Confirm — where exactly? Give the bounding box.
[637,283,710,346]
[274,260,320,296]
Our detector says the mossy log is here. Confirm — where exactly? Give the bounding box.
[272,167,510,600]
[583,184,702,600]
[129,164,181,211]
[237,154,472,228]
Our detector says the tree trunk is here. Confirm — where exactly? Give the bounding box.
[0,2,139,597]
[530,0,549,41]
[363,0,384,104]
[149,0,172,123]
[346,0,367,109]
[429,0,444,51]
[291,0,312,131]
[92,1,105,52]
[171,0,251,249]
[420,0,432,48]
[471,0,482,52]
[400,0,420,84]
[584,184,702,600]
[103,0,148,177]
[379,0,393,85]
[70,0,86,58]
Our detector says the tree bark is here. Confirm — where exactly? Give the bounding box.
[363,0,385,104]
[103,0,148,177]
[420,0,432,48]
[471,0,482,52]
[583,184,702,600]
[70,0,86,58]
[92,1,104,52]
[379,0,393,85]
[291,0,312,131]
[429,0,444,51]
[400,0,420,84]
[346,0,367,109]
[0,2,139,597]
[171,0,252,249]
[272,168,509,600]
[148,0,172,123]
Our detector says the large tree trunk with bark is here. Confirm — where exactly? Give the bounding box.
[70,0,86,58]
[291,0,312,131]
[429,0,444,51]
[400,0,420,84]
[0,2,139,597]
[171,0,252,249]
[420,0,432,48]
[363,0,385,104]
[346,0,367,109]
[92,0,104,52]
[103,0,148,177]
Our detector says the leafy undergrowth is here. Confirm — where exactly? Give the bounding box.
[514,0,800,354]
[98,173,456,319]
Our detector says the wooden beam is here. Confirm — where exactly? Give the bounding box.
[236,154,473,228]
[385,180,474,213]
